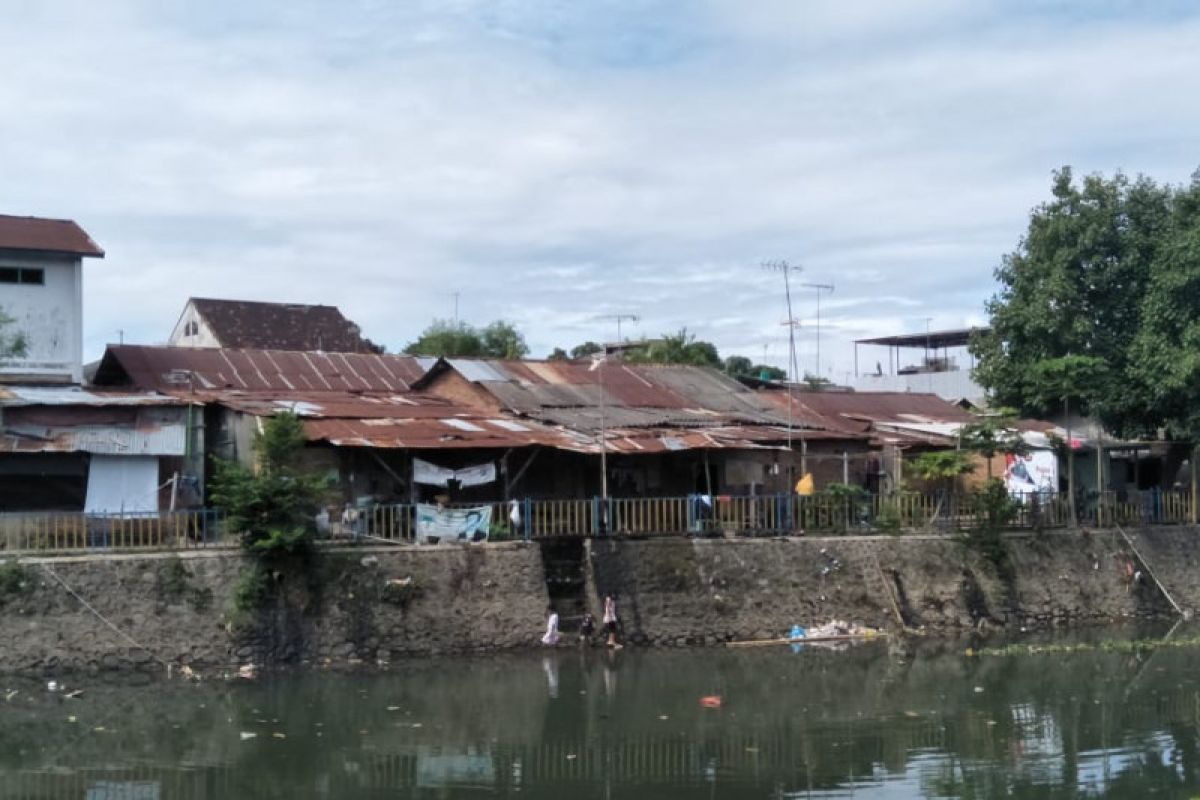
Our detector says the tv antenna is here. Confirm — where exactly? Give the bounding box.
[801,282,834,379]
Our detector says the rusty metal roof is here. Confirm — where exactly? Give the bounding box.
[1,407,187,455]
[0,214,104,257]
[187,298,380,353]
[212,389,851,453]
[0,385,185,408]
[775,389,974,431]
[436,359,809,432]
[94,345,431,394]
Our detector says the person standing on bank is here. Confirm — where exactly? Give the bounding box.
[603,595,622,649]
[541,606,560,646]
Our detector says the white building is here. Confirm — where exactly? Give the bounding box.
[852,327,987,406]
[0,214,104,385]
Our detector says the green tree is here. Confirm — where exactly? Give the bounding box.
[208,412,329,557]
[479,320,529,359]
[724,355,753,376]
[404,319,529,359]
[0,307,28,358]
[1127,175,1200,439]
[570,341,603,359]
[958,409,1030,480]
[907,450,974,492]
[625,328,722,368]
[547,347,570,361]
[723,356,786,380]
[971,167,1172,437]
[404,320,484,358]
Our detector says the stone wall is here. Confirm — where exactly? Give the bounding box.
[584,531,1177,645]
[0,542,548,673]
[1,528,1195,674]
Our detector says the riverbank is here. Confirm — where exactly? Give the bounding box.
[0,528,1192,673]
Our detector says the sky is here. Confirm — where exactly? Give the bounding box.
[3,0,1200,381]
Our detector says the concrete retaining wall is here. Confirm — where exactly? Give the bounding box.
[1,528,1195,673]
[0,542,549,673]
[584,531,1179,645]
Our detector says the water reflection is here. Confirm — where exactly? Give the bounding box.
[3,630,1200,798]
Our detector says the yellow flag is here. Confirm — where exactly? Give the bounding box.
[795,473,815,495]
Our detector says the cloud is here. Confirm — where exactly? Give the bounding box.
[1,1,1199,380]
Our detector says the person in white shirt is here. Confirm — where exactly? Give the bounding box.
[541,606,560,646]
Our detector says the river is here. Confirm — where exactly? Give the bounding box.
[3,628,1199,798]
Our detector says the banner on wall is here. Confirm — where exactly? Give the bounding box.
[415,503,492,543]
[1004,450,1058,496]
[412,458,496,487]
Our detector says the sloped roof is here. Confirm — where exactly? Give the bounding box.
[786,390,974,433]
[214,391,841,452]
[94,345,432,394]
[430,359,811,433]
[0,214,104,257]
[187,297,378,352]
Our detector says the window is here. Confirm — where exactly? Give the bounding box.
[0,267,44,285]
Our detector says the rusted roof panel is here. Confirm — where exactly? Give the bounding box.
[1,407,187,455]
[0,214,104,257]
[0,385,186,407]
[443,359,816,433]
[96,345,428,394]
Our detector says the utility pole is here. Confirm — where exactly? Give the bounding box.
[801,282,833,380]
[449,291,461,325]
[764,260,804,490]
[589,353,610,504]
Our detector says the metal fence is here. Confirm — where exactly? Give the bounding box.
[0,509,225,553]
[352,489,1198,543]
[1,488,1194,554]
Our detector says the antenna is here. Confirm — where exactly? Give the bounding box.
[447,291,461,325]
[596,313,640,343]
[763,260,803,477]
[800,282,834,379]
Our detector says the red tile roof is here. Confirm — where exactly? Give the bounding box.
[0,214,104,257]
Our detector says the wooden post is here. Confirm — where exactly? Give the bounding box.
[1096,428,1104,527]
[1192,444,1198,525]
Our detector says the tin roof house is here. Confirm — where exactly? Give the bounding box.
[168,297,383,354]
[0,216,198,520]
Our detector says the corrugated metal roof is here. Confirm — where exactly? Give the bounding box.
[439,359,809,432]
[95,345,428,394]
[0,385,185,408]
[1,409,186,456]
[0,214,104,257]
[209,388,853,453]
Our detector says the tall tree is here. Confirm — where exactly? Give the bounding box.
[625,328,722,368]
[569,342,603,359]
[0,308,28,359]
[404,320,484,357]
[479,320,529,359]
[404,319,529,359]
[971,168,1173,437]
[1127,175,1200,439]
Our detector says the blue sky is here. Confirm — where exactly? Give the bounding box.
[3,0,1199,379]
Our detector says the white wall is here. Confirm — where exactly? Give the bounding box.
[167,300,222,348]
[852,369,985,403]
[0,253,82,383]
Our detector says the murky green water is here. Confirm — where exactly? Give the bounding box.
[4,630,1200,798]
